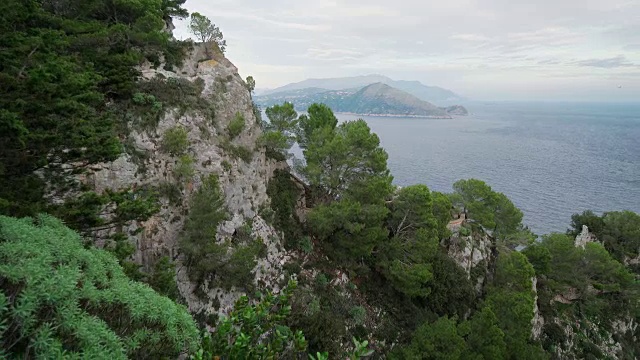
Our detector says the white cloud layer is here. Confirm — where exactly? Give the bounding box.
[174,0,640,101]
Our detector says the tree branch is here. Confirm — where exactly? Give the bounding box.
[17,45,39,79]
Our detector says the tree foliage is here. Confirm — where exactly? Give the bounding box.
[570,210,640,267]
[303,119,393,202]
[389,185,438,239]
[296,103,339,150]
[295,106,393,261]
[245,76,256,93]
[260,102,299,160]
[526,232,638,320]
[395,316,466,360]
[179,175,228,284]
[189,12,226,54]
[195,280,308,359]
[0,214,199,359]
[162,126,190,156]
[431,191,454,238]
[462,306,507,360]
[266,169,304,249]
[226,112,246,140]
[452,179,529,247]
[179,175,263,291]
[484,252,547,360]
[0,0,190,249]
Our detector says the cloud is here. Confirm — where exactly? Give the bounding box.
[450,34,491,42]
[537,58,562,65]
[212,10,330,32]
[176,0,640,100]
[295,47,368,62]
[575,55,636,68]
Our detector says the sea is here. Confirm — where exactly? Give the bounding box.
[329,102,640,236]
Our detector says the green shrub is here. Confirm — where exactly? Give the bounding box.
[221,160,232,172]
[175,155,195,182]
[299,236,314,254]
[220,139,253,163]
[283,260,302,277]
[179,176,264,291]
[179,175,228,284]
[128,92,165,130]
[194,281,308,359]
[350,306,367,326]
[146,256,181,301]
[136,75,215,123]
[316,273,329,288]
[0,214,199,359]
[162,126,190,155]
[226,112,245,139]
[157,181,183,205]
[253,102,263,125]
[232,145,253,163]
[266,169,304,249]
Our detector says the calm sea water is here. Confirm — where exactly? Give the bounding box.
[332,102,640,235]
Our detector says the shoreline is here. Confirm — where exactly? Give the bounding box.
[334,112,452,119]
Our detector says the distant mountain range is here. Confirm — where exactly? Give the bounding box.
[255,82,468,118]
[258,74,466,104]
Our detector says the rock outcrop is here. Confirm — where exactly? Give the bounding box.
[79,44,290,317]
[531,276,544,340]
[535,224,636,359]
[445,219,495,292]
[440,105,469,116]
[574,224,598,248]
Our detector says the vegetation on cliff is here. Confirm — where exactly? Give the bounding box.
[0,214,200,358]
[262,101,639,359]
[0,1,638,359]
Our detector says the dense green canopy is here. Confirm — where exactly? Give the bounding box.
[0,214,199,358]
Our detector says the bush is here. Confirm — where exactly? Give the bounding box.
[299,236,314,254]
[179,176,264,291]
[221,160,232,172]
[316,273,329,288]
[175,155,195,182]
[128,92,164,130]
[350,306,367,326]
[226,112,245,139]
[136,75,214,122]
[0,214,199,359]
[162,126,190,155]
[220,139,253,163]
[179,175,228,285]
[157,181,183,205]
[266,169,304,249]
[194,281,308,359]
[146,256,180,301]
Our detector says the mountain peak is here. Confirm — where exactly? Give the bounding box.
[264,75,465,104]
[256,81,456,118]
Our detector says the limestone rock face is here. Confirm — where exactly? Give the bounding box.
[574,224,598,248]
[531,276,544,340]
[445,222,495,292]
[80,44,289,317]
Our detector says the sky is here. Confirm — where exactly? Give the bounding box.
[173,0,640,101]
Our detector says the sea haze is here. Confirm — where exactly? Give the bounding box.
[333,101,640,235]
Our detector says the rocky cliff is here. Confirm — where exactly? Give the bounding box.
[80,44,290,317]
[445,218,496,293]
[534,226,637,359]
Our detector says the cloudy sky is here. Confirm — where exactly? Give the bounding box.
[174,0,640,101]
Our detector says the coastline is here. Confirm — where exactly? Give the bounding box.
[335,112,452,119]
